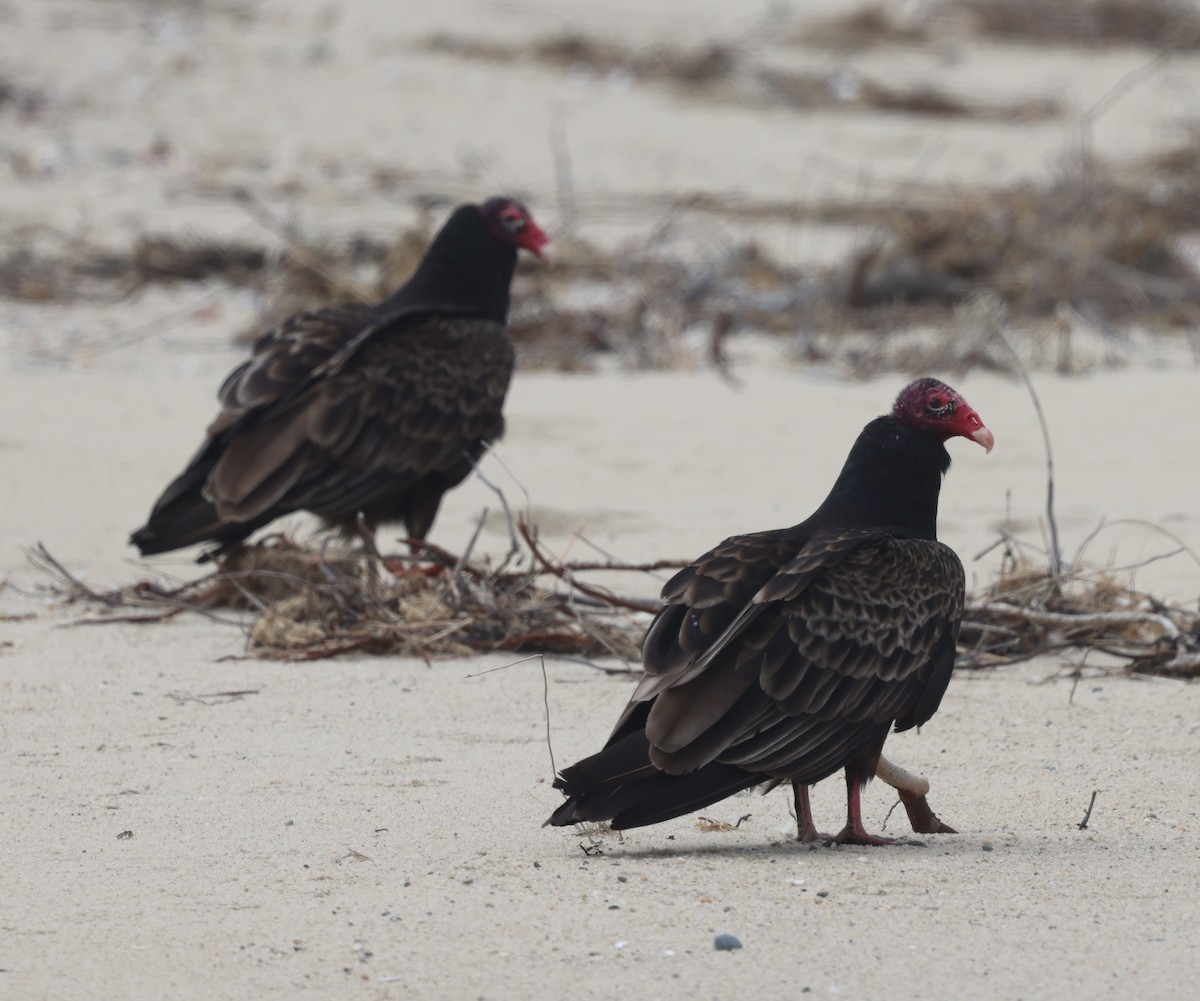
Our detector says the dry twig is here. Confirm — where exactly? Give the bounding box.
[1078,790,1099,830]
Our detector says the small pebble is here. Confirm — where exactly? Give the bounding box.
[714,933,742,951]
[982,843,994,852]
[816,891,829,898]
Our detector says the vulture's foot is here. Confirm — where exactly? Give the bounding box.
[830,825,921,848]
[796,822,837,844]
[898,789,957,835]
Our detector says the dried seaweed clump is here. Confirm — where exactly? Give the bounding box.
[0,228,270,303]
[797,5,933,49]
[424,29,1059,121]
[816,0,1200,50]
[955,0,1200,49]
[841,159,1200,329]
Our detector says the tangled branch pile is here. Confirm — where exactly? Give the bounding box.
[422,29,1061,121]
[29,525,668,664]
[960,550,1200,676]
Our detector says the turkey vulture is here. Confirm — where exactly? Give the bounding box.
[547,378,993,845]
[131,197,550,559]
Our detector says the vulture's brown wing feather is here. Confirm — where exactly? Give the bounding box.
[139,305,374,527]
[205,315,514,527]
[622,528,875,733]
[642,534,963,779]
[617,527,806,733]
[211,300,486,430]
[214,306,373,423]
[553,531,964,828]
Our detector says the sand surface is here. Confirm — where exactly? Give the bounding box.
[3,2,1200,999]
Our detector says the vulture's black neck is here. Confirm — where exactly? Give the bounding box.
[382,205,518,324]
[809,415,950,541]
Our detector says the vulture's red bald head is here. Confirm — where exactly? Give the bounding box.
[893,378,994,453]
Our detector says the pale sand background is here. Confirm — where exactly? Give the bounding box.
[3,2,1200,999]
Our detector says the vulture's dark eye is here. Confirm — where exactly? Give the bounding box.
[927,395,955,417]
[500,208,526,231]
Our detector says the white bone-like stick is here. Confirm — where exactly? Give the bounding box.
[875,754,930,797]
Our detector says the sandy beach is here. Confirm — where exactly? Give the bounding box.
[3,2,1200,999]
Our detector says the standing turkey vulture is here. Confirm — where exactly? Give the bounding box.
[131,197,551,559]
[547,378,993,845]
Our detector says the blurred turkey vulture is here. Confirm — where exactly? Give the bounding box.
[548,378,993,845]
[131,197,550,560]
